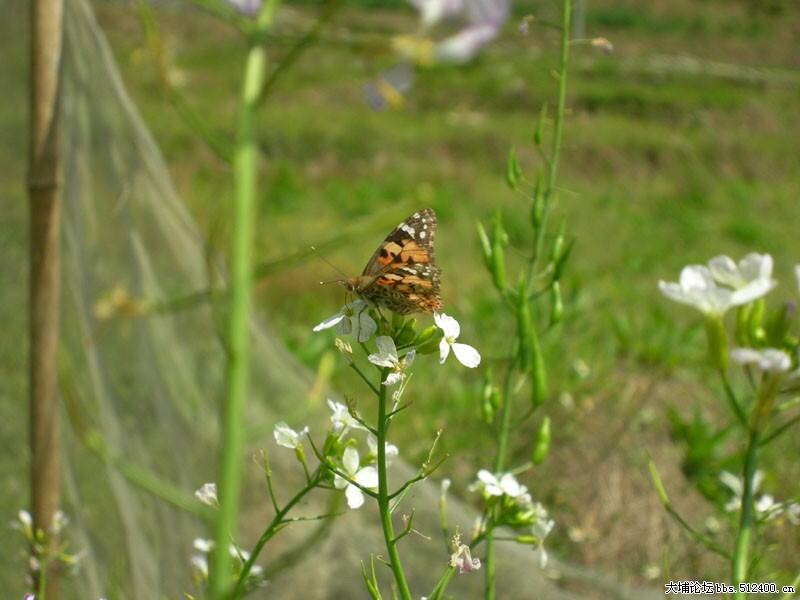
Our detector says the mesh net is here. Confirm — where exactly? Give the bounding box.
[5,0,665,597]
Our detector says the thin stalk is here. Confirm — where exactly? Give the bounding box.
[732,428,760,598]
[527,0,571,285]
[209,2,278,597]
[377,369,412,600]
[230,471,321,599]
[484,351,515,600]
[485,3,572,598]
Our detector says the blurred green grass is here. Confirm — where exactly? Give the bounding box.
[4,0,800,591]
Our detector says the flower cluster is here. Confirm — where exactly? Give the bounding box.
[658,253,776,318]
[272,401,399,510]
[719,471,800,524]
[10,509,82,585]
[469,470,554,567]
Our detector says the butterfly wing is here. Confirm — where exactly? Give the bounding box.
[359,208,443,314]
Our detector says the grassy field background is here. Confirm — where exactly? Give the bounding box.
[5,0,800,593]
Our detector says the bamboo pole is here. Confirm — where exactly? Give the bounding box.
[29,0,64,595]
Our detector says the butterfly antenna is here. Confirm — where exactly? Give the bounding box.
[311,246,349,284]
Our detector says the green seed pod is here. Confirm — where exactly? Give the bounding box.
[491,211,507,291]
[530,327,547,408]
[477,221,493,272]
[517,278,533,369]
[550,281,563,326]
[531,416,551,465]
[506,146,522,190]
[396,318,417,346]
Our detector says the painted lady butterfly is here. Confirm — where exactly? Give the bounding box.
[342,208,443,314]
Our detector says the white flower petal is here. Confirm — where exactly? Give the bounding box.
[345,485,365,509]
[313,311,346,332]
[383,371,402,386]
[355,466,379,489]
[356,312,378,342]
[731,347,791,373]
[708,255,741,288]
[452,343,481,368]
[273,422,298,449]
[438,337,451,364]
[719,471,743,496]
[434,312,461,339]
[342,447,360,475]
[730,278,776,307]
[333,473,347,490]
[194,483,218,507]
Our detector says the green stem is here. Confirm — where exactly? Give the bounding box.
[230,471,321,599]
[209,2,278,597]
[377,369,412,600]
[732,428,760,598]
[528,0,571,285]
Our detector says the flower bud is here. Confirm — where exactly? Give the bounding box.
[477,221,493,272]
[392,311,405,332]
[531,416,551,465]
[704,316,729,372]
[480,372,496,424]
[550,218,566,264]
[396,318,417,346]
[491,211,508,291]
[414,324,438,345]
[550,282,563,326]
[506,146,522,190]
[416,326,443,355]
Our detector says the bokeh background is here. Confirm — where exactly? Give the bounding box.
[4,0,800,596]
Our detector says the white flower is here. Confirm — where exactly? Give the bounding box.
[408,0,510,64]
[190,553,208,580]
[368,336,416,386]
[334,447,379,509]
[730,348,792,373]
[469,469,503,496]
[273,422,309,449]
[11,510,33,539]
[313,300,377,343]
[450,542,481,573]
[194,483,218,508]
[530,502,555,568]
[720,470,766,513]
[367,433,399,466]
[193,538,214,553]
[658,264,774,317]
[435,312,481,368]
[327,399,368,436]
[708,253,775,291]
[51,510,68,534]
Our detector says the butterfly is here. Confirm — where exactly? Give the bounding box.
[341,208,443,315]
